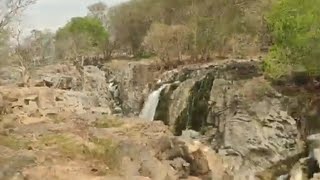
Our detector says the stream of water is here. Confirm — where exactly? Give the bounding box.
[139,84,169,121]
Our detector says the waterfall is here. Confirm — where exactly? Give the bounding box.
[139,84,169,121]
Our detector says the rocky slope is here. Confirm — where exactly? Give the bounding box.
[0,59,319,179]
[135,60,320,179]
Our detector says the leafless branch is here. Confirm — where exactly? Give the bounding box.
[0,0,36,29]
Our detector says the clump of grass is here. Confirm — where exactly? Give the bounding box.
[0,135,31,150]
[86,137,120,169]
[39,134,83,158]
[38,134,120,169]
[93,117,123,128]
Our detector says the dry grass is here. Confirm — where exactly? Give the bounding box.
[241,77,274,101]
[93,116,123,128]
[37,133,120,170]
[0,135,31,150]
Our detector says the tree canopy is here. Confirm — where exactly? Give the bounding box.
[55,17,108,58]
[107,0,269,58]
[264,0,320,78]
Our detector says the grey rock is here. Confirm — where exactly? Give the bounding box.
[103,62,158,115]
[149,60,303,178]
[182,130,200,140]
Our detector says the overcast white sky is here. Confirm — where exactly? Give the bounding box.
[22,0,128,32]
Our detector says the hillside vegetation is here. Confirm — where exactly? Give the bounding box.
[0,0,320,79]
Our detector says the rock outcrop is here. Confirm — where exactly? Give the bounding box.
[103,61,159,115]
[33,64,82,90]
[147,60,305,178]
[0,87,112,118]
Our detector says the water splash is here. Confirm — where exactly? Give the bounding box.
[139,84,169,121]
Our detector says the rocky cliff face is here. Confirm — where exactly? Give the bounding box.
[139,60,307,179]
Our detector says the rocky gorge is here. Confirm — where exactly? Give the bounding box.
[0,59,319,179]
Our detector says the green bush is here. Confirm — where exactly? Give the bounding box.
[265,0,320,78]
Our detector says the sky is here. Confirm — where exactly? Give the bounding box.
[21,0,128,32]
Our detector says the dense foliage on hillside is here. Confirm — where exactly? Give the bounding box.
[1,0,320,79]
[264,0,320,78]
[108,0,270,59]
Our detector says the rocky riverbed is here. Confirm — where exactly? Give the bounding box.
[0,59,319,179]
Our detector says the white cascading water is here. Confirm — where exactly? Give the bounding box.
[139,84,169,121]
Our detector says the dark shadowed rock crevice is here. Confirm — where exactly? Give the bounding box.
[103,61,159,116]
[168,72,215,135]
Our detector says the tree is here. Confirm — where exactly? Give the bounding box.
[55,17,108,59]
[264,0,320,78]
[87,2,116,59]
[108,1,154,56]
[27,29,55,65]
[143,23,190,62]
[87,2,108,27]
[0,0,36,65]
[0,29,10,65]
[187,0,261,59]
[108,0,268,60]
[0,0,36,29]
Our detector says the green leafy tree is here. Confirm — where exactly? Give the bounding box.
[265,0,320,78]
[55,17,108,59]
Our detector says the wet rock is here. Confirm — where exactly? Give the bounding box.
[103,62,158,115]
[166,78,199,134]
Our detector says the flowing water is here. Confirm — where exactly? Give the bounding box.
[139,84,169,121]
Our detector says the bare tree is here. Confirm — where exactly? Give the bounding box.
[87,2,108,27]
[11,28,32,86]
[143,23,190,62]
[0,0,36,29]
